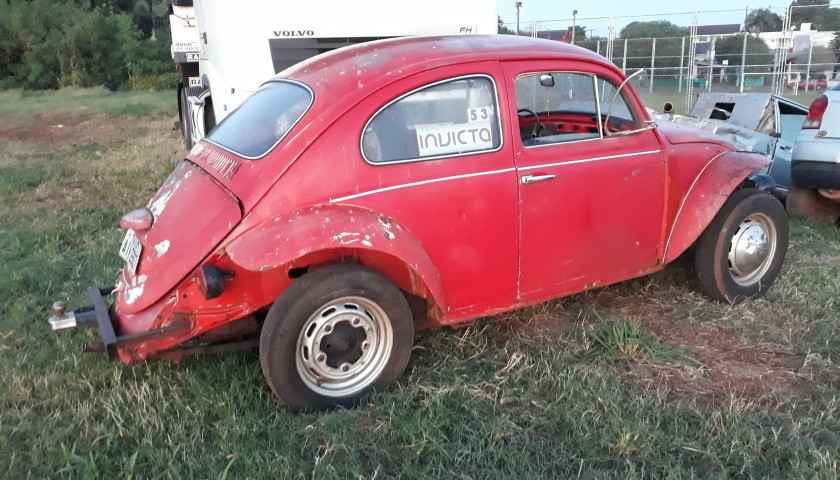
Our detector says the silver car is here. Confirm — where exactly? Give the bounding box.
[792,85,840,189]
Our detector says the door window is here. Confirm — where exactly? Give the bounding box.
[361,75,502,164]
[514,72,643,146]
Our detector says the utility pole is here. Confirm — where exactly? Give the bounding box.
[571,10,578,45]
[515,2,523,36]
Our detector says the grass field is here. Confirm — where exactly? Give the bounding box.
[2,88,840,479]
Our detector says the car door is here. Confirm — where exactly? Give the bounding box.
[768,98,808,188]
[502,61,666,301]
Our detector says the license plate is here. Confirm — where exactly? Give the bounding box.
[119,230,142,273]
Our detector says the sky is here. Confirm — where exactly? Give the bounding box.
[495,0,793,36]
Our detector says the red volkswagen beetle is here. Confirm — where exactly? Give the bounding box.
[50,35,788,411]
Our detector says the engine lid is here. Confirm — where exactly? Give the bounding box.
[115,161,241,314]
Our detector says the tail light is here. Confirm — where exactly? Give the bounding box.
[803,95,828,129]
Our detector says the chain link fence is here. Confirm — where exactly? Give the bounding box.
[502,7,839,112]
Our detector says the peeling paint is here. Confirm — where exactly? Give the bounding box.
[154,240,171,257]
[149,190,173,217]
[124,274,148,305]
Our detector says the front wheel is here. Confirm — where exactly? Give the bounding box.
[260,264,414,411]
[694,188,789,303]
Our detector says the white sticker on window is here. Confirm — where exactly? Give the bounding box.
[415,121,494,157]
[467,107,492,122]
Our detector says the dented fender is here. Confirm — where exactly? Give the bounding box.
[224,205,446,311]
[663,151,771,263]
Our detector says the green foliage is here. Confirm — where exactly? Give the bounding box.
[585,317,700,365]
[620,20,688,40]
[497,15,515,35]
[791,0,840,31]
[714,34,774,73]
[745,8,783,34]
[830,32,840,62]
[619,21,689,71]
[0,0,172,91]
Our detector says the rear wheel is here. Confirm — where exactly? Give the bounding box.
[260,264,414,411]
[694,188,788,303]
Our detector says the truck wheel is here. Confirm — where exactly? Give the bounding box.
[179,87,194,150]
[260,264,414,411]
[695,188,788,304]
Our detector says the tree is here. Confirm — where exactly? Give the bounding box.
[498,15,515,35]
[620,20,688,40]
[619,21,689,71]
[790,0,840,31]
[745,8,782,33]
[830,32,840,61]
[714,34,774,74]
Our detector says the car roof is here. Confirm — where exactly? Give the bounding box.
[274,35,620,101]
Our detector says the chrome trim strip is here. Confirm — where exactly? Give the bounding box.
[518,149,662,171]
[662,151,728,259]
[329,167,516,203]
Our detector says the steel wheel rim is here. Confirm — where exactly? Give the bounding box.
[727,212,777,287]
[296,296,393,398]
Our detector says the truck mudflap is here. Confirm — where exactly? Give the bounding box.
[48,286,191,362]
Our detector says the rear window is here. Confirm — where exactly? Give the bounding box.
[205,80,312,159]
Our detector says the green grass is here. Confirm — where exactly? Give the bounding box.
[0,88,174,117]
[2,88,840,479]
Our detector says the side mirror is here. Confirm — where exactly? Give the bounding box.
[539,74,555,88]
[770,132,782,139]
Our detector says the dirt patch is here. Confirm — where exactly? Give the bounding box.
[626,323,813,406]
[585,287,827,406]
[495,284,836,407]
[0,111,122,145]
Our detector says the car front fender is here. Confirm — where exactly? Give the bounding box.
[224,204,446,313]
[663,151,771,264]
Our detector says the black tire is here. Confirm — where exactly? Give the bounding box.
[259,264,414,411]
[695,188,788,303]
[179,87,194,150]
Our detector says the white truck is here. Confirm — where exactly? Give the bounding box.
[168,0,497,149]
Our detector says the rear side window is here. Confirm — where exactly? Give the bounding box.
[362,75,502,164]
[205,80,312,160]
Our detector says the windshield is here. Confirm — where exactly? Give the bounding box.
[205,80,312,159]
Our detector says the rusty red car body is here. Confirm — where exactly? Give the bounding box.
[51,35,788,410]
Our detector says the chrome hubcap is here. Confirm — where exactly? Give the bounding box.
[727,213,776,286]
[296,296,393,398]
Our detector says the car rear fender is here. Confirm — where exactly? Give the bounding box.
[225,205,446,316]
[663,151,771,263]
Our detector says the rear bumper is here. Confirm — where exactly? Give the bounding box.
[791,160,840,189]
[48,286,120,360]
[48,286,193,362]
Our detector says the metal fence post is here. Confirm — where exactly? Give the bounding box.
[650,37,656,95]
[805,36,814,93]
[679,36,685,93]
[707,37,716,92]
[623,38,628,74]
[740,32,747,93]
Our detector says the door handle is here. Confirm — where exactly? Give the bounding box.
[521,174,556,185]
